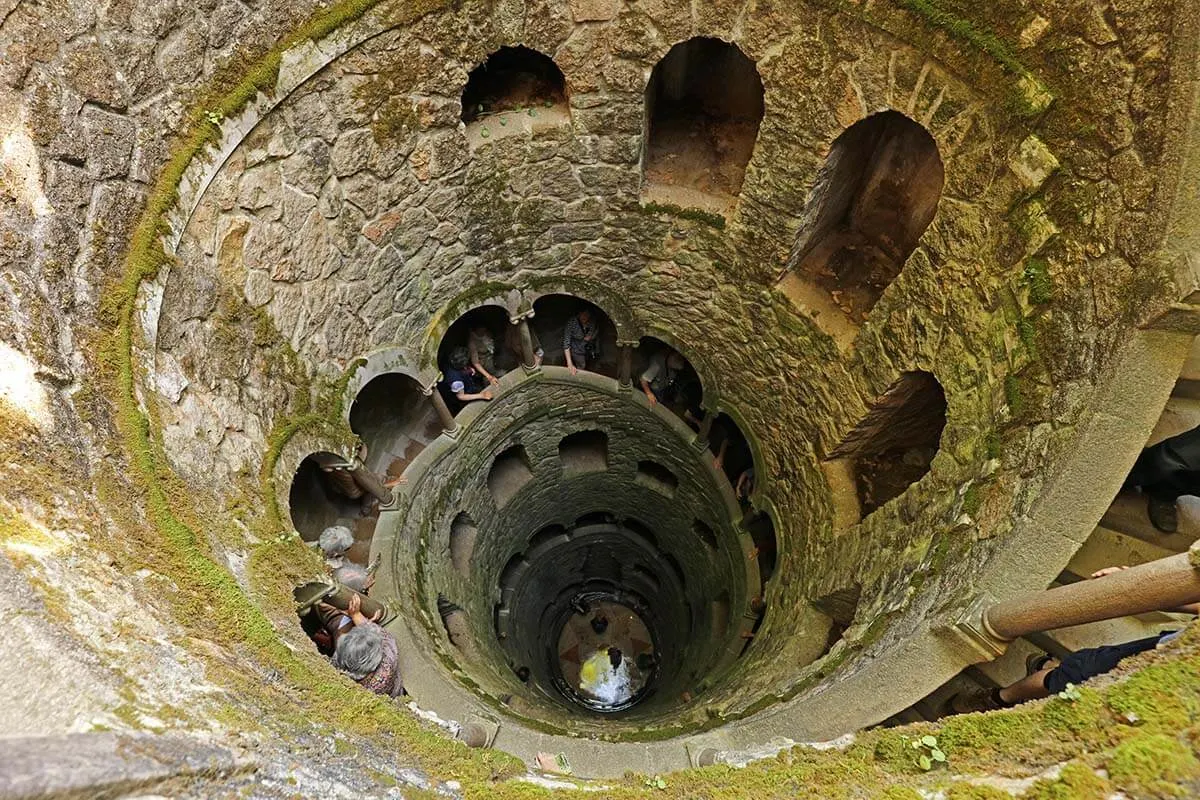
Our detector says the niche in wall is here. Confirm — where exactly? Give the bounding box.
[461,46,569,127]
[643,37,764,208]
[558,429,610,476]
[449,511,478,577]
[826,371,947,515]
[636,460,679,497]
[488,445,534,508]
[786,111,944,324]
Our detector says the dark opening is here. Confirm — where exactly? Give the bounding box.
[745,510,777,586]
[635,337,703,423]
[813,584,862,659]
[488,445,535,508]
[693,520,718,550]
[461,46,568,123]
[788,111,944,320]
[644,37,764,203]
[827,371,947,514]
[636,460,679,496]
[436,305,516,414]
[530,294,619,377]
[450,511,478,577]
[288,452,377,560]
[350,373,439,479]
[708,413,753,485]
[558,430,610,475]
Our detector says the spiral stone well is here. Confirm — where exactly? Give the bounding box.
[4,0,1200,795]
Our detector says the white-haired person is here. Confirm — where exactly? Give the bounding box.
[316,593,404,697]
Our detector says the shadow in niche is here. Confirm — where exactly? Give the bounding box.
[531,294,619,378]
[288,452,379,566]
[461,45,568,124]
[827,371,947,515]
[349,372,440,479]
[449,512,478,577]
[783,110,944,327]
[488,445,534,508]
[559,430,610,476]
[812,583,862,659]
[436,305,522,415]
[643,37,764,211]
[634,336,704,425]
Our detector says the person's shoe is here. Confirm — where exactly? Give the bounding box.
[950,687,1004,715]
[1025,652,1052,676]
[1147,495,1179,533]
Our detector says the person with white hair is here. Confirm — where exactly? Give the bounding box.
[318,525,377,593]
[318,593,404,697]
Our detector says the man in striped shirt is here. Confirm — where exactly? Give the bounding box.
[563,308,599,375]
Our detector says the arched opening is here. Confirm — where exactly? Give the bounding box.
[826,371,947,515]
[559,429,610,475]
[450,512,478,577]
[643,37,764,209]
[437,305,518,414]
[635,460,678,497]
[488,445,534,508]
[530,294,619,377]
[461,46,569,127]
[745,510,777,587]
[635,337,703,424]
[708,412,754,488]
[785,111,944,324]
[349,372,439,480]
[288,452,377,562]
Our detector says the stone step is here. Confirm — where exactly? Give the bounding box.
[1146,395,1200,446]
[1098,492,1200,553]
[1066,525,1178,579]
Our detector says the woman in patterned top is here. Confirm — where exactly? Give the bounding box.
[318,593,405,698]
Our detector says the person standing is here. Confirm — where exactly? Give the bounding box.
[563,308,599,375]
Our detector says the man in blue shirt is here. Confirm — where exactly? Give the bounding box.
[442,346,493,410]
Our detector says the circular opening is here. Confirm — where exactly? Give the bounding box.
[552,595,658,712]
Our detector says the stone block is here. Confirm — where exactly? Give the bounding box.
[570,0,620,21]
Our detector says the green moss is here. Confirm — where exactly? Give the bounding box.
[983,430,1002,461]
[1022,259,1053,305]
[1107,733,1200,798]
[961,484,982,517]
[1004,374,1024,417]
[1015,318,1038,361]
[1105,654,1200,733]
[877,788,923,800]
[638,201,727,230]
[1021,761,1109,800]
[944,783,1011,799]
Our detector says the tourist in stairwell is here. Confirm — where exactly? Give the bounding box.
[442,345,494,410]
[563,307,599,375]
[950,566,1198,714]
[1123,423,1200,533]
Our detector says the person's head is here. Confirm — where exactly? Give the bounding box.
[318,525,354,558]
[590,614,608,634]
[666,352,685,370]
[333,623,385,679]
[333,562,370,593]
[577,309,591,325]
[515,666,531,682]
[449,346,471,370]
[608,647,622,669]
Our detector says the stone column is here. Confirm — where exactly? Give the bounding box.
[982,551,1200,642]
[425,384,459,436]
[517,316,538,372]
[349,466,393,507]
[694,410,715,451]
[617,343,633,389]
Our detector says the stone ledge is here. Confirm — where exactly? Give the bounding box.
[0,733,252,800]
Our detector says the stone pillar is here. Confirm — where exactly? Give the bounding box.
[694,410,715,451]
[982,551,1200,642]
[617,343,634,389]
[349,466,393,507]
[517,316,538,372]
[426,384,459,436]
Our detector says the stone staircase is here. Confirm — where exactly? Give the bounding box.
[881,337,1200,723]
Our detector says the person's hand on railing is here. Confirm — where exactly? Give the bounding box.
[1089,566,1129,579]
